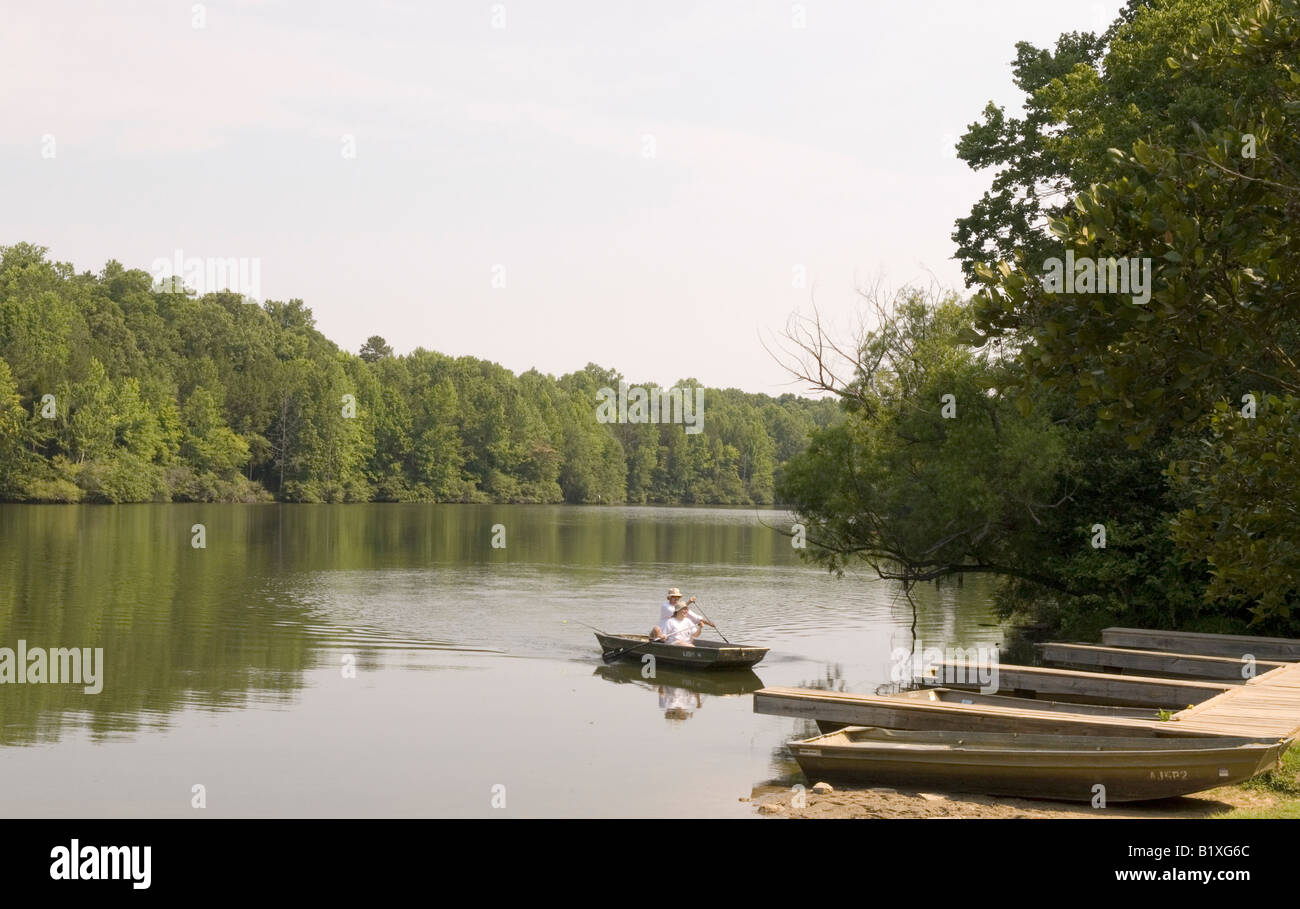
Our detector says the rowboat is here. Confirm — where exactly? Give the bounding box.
[787,726,1292,802]
[918,660,1235,706]
[594,632,768,670]
[753,686,1243,738]
[593,662,766,696]
[1102,627,1300,662]
[1036,642,1289,680]
[889,687,1160,718]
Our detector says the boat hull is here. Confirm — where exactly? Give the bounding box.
[788,726,1291,802]
[754,686,1245,738]
[595,633,768,670]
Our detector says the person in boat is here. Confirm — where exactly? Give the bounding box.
[656,599,703,647]
[659,685,702,722]
[649,588,715,641]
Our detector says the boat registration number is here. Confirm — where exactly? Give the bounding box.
[1147,769,1188,780]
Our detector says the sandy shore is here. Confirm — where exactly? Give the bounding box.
[746,781,1279,818]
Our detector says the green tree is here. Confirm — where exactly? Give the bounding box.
[966,0,1300,627]
[359,335,394,363]
[0,245,825,507]
[181,386,250,476]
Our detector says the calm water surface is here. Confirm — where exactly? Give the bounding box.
[0,504,1001,817]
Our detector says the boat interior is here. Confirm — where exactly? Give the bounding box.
[891,687,1162,719]
[801,725,1287,752]
[603,634,754,651]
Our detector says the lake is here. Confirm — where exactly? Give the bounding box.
[0,504,1001,818]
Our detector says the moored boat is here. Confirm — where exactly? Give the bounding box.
[888,687,1160,718]
[595,632,768,670]
[918,660,1235,706]
[787,725,1292,802]
[753,685,1238,738]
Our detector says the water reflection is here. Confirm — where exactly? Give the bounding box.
[0,503,1004,816]
[592,662,766,722]
[592,661,765,696]
[0,503,812,746]
[660,686,702,722]
[766,665,852,774]
[798,663,847,693]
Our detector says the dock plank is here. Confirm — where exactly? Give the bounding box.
[1167,663,1300,739]
[925,661,1233,707]
[759,636,1300,745]
[752,687,1227,738]
[1036,642,1285,680]
[1101,628,1300,661]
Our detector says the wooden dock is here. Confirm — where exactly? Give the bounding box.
[756,627,1300,743]
[752,686,1236,738]
[1171,663,1300,739]
[1101,627,1300,661]
[923,660,1236,707]
[1034,642,1288,681]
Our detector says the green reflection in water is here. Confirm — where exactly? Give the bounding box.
[0,503,1000,754]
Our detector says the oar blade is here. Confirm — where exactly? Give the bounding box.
[601,637,663,663]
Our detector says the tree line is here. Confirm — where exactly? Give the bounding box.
[0,244,838,506]
[777,0,1300,635]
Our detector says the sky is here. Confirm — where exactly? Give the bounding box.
[0,0,1125,394]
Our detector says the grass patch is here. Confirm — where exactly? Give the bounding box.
[1214,744,1300,818]
[1240,746,1300,797]
[1217,802,1300,819]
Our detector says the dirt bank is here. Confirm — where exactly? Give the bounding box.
[746,781,1279,819]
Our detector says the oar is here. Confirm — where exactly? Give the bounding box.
[690,599,729,643]
[601,620,703,664]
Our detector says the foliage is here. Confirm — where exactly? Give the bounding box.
[782,0,1300,636]
[952,0,1261,283]
[964,0,1300,627]
[0,246,835,505]
[776,289,1215,638]
[1170,395,1300,622]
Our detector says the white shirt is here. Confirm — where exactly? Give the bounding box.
[661,614,699,645]
[659,687,696,711]
[660,601,702,624]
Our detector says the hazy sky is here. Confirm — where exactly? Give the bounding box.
[2,0,1123,394]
